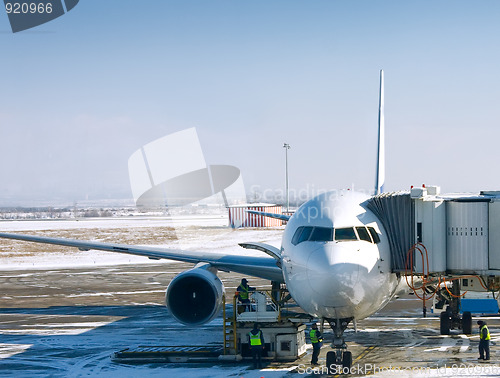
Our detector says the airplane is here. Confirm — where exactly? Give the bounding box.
[0,70,402,371]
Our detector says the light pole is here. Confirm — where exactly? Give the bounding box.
[283,143,291,212]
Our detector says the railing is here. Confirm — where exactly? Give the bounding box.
[235,290,280,323]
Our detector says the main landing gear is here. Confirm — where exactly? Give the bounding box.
[438,280,472,335]
[440,309,472,335]
[325,317,353,375]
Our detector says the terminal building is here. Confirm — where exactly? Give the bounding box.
[228,204,283,228]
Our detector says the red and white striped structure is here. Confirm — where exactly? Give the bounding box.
[228,204,283,228]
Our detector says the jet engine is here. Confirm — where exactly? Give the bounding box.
[165,264,225,325]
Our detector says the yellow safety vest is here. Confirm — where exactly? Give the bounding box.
[239,285,249,300]
[310,329,320,344]
[480,325,491,341]
[249,331,262,346]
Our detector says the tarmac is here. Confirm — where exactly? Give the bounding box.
[1,262,500,377]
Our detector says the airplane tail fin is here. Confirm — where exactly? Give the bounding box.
[375,69,385,195]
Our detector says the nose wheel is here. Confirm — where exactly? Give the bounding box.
[326,318,353,375]
[326,350,352,373]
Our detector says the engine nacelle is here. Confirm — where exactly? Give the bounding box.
[166,264,225,326]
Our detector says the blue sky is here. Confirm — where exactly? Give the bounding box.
[1,1,499,205]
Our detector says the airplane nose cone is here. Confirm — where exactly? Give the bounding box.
[306,244,360,306]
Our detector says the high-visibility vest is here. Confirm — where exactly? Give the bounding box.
[249,331,262,346]
[480,325,491,341]
[239,285,249,300]
[310,329,320,344]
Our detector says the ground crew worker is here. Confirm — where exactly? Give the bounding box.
[236,278,255,312]
[478,320,491,361]
[248,323,265,369]
[310,323,323,365]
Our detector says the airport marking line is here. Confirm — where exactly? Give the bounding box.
[331,346,377,377]
[355,345,376,362]
[424,334,470,353]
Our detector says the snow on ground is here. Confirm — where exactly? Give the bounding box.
[0,214,227,232]
[0,303,301,378]
[0,344,32,359]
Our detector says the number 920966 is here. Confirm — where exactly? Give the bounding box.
[5,2,53,14]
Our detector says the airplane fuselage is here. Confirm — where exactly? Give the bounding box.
[281,190,400,321]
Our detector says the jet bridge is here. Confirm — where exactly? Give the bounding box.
[367,186,500,276]
[366,191,414,272]
[368,187,500,335]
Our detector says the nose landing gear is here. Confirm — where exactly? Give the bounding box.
[325,317,353,375]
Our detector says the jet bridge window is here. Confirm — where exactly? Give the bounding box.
[334,227,357,241]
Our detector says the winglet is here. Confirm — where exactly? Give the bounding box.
[375,69,385,195]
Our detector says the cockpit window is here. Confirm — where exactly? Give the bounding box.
[334,227,357,241]
[297,227,313,244]
[368,227,381,244]
[291,227,304,245]
[291,226,313,245]
[298,227,314,244]
[356,227,372,242]
[291,226,331,245]
[310,227,333,242]
[291,225,380,245]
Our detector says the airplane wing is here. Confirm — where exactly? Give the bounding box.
[246,210,291,222]
[0,232,284,283]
